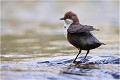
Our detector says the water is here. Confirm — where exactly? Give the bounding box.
[1,33,119,80]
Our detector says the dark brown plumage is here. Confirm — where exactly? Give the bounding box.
[60,11,105,63]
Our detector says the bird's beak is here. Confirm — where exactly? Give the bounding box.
[60,17,64,20]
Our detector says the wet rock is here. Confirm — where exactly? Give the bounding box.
[37,61,50,64]
[77,56,120,64]
[61,56,120,79]
[35,56,120,80]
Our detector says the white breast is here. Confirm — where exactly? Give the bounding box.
[63,19,73,38]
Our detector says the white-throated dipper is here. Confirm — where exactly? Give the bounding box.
[60,11,105,63]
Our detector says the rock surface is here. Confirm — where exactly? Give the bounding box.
[1,56,120,80]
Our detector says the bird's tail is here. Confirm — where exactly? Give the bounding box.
[101,43,106,45]
[93,28,100,31]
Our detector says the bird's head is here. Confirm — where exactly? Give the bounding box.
[60,11,79,24]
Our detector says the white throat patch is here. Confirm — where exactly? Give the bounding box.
[63,19,73,38]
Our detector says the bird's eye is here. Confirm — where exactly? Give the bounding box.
[68,16,70,18]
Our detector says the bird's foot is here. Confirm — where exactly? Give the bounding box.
[80,58,89,63]
[73,61,82,64]
[73,59,89,64]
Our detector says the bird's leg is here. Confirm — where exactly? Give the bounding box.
[84,50,90,59]
[79,50,90,63]
[73,49,81,63]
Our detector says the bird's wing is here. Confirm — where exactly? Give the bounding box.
[67,24,99,33]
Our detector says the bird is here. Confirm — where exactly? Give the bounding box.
[60,11,105,63]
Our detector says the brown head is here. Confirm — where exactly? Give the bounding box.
[60,11,79,24]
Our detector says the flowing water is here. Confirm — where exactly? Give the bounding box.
[1,32,119,80]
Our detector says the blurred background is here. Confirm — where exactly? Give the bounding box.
[1,0,119,61]
[1,1,119,35]
[1,0,119,62]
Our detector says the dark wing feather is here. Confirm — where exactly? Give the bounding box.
[67,24,99,33]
